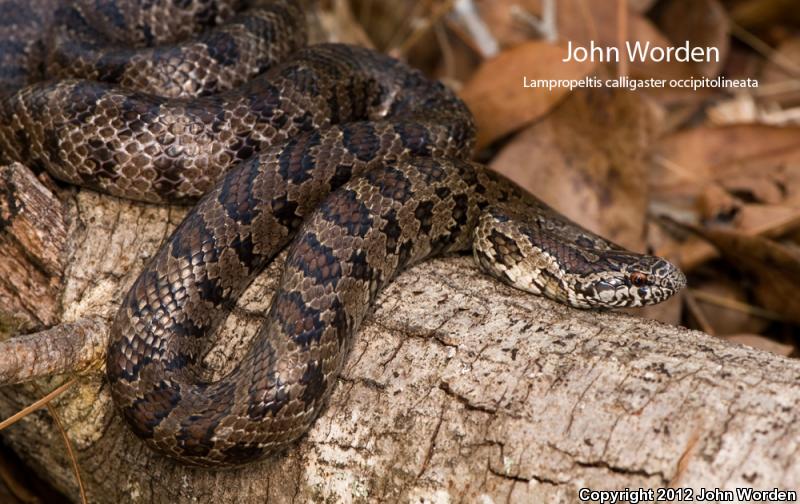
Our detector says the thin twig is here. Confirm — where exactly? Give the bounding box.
[0,379,83,501]
[396,0,459,57]
[434,22,456,81]
[651,154,711,184]
[684,290,716,335]
[0,378,76,431]
[510,0,557,43]
[33,383,87,504]
[753,79,800,97]
[452,0,499,57]
[386,0,435,54]
[689,289,787,322]
[729,21,800,78]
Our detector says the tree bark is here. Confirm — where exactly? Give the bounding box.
[0,163,67,331]
[1,164,800,503]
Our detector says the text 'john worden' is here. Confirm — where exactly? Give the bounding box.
[563,40,720,64]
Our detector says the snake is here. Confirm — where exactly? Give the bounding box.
[0,0,686,467]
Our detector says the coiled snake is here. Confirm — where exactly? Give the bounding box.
[0,0,686,466]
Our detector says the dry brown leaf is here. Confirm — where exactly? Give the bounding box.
[672,237,717,274]
[651,125,800,200]
[735,205,800,234]
[761,37,800,108]
[721,175,786,205]
[691,279,770,335]
[698,184,742,223]
[730,0,800,31]
[490,82,656,250]
[762,37,800,83]
[725,334,794,356]
[472,0,545,49]
[556,0,693,80]
[628,0,658,13]
[460,40,595,149]
[474,0,691,78]
[672,204,800,272]
[656,0,729,77]
[699,228,800,324]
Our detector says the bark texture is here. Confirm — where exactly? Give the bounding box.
[1,165,800,503]
[0,163,67,331]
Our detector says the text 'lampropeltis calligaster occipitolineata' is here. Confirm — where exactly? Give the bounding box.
[0,0,686,466]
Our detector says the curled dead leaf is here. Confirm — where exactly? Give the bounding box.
[670,204,800,273]
[651,125,800,200]
[689,279,770,335]
[697,227,800,324]
[475,0,693,78]
[730,0,800,31]
[460,40,595,149]
[490,79,656,250]
[655,0,730,77]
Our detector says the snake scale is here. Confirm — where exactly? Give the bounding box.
[0,0,685,466]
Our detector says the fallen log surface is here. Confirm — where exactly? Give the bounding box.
[1,166,799,503]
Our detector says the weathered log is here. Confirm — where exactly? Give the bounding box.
[1,165,799,503]
[0,163,67,331]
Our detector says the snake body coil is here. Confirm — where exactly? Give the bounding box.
[0,0,685,466]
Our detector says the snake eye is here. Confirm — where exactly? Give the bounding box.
[630,272,648,287]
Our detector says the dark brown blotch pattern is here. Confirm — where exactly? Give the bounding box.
[0,2,669,467]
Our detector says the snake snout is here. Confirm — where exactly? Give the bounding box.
[627,258,686,306]
[652,258,687,291]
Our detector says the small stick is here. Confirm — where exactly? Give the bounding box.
[434,22,456,82]
[0,378,76,431]
[510,0,558,43]
[730,21,800,77]
[684,291,716,335]
[452,0,499,58]
[689,289,786,322]
[396,0,458,57]
[34,383,87,504]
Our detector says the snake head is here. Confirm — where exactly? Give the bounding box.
[580,255,687,308]
[473,209,687,310]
